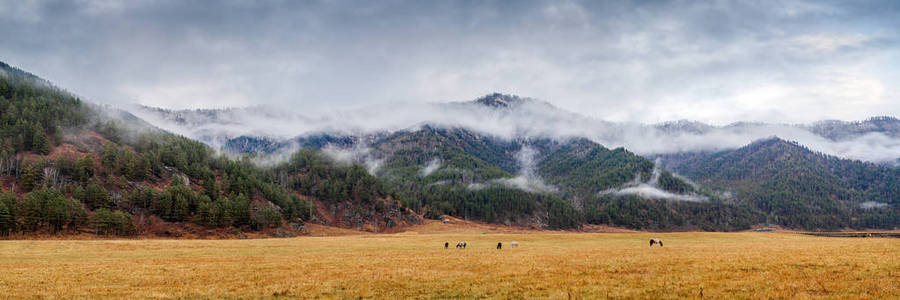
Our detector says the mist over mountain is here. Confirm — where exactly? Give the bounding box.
[4,58,899,232]
[657,137,900,229]
[0,60,422,237]
[808,117,900,141]
[128,91,900,230]
[130,93,900,165]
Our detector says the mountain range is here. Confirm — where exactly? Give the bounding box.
[130,93,900,167]
[130,92,900,230]
[1,60,898,237]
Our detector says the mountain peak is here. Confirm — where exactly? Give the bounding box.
[472,93,530,108]
[656,120,714,134]
[750,136,804,150]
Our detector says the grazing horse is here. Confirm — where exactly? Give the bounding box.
[497,242,502,249]
[649,238,663,247]
[511,241,519,248]
[456,241,467,249]
[444,242,449,249]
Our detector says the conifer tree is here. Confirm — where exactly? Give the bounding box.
[31,125,49,155]
[21,163,42,191]
[0,200,13,235]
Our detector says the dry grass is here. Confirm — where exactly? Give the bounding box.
[1,232,898,299]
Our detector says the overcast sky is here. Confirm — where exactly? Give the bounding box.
[1,0,898,124]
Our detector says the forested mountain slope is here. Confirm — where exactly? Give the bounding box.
[367,126,581,229]
[372,126,519,181]
[537,138,696,198]
[658,138,900,229]
[361,127,748,230]
[532,138,764,231]
[0,61,419,237]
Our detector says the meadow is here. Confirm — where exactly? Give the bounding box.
[1,231,898,299]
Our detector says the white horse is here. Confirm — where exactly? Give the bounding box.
[649,238,663,247]
[510,241,519,248]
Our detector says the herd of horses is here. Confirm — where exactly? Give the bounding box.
[443,239,663,249]
[443,241,520,249]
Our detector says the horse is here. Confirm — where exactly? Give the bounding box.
[497,242,502,249]
[456,241,467,249]
[510,241,519,248]
[444,242,449,249]
[649,238,663,247]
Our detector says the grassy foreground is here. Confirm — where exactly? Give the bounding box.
[1,232,898,299]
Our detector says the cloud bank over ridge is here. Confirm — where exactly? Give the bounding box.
[128,96,900,164]
[1,0,898,124]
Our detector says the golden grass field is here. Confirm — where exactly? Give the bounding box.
[1,231,898,299]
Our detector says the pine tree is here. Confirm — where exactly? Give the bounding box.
[21,163,42,191]
[203,177,219,199]
[67,197,87,230]
[31,125,49,155]
[101,144,119,172]
[0,200,13,235]
[82,182,110,210]
[92,208,134,236]
[0,192,16,220]
[137,156,152,180]
[45,194,70,232]
[74,156,95,183]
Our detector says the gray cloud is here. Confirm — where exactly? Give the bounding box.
[1,0,898,124]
